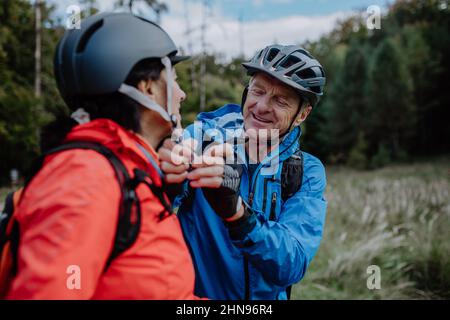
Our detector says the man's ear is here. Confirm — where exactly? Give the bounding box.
[294,105,313,126]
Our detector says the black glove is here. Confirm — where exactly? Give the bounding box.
[163,182,185,203]
[202,164,243,219]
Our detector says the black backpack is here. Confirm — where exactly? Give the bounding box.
[0,141,172,297]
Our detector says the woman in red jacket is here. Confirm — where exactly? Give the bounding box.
[6,12,201,299]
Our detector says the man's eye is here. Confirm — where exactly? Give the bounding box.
[276,98,288,107]
[251,89,264,96]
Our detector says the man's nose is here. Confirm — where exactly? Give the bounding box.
[254,96,271,113]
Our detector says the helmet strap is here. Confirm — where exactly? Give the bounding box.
[117,56,178,128]
[288,100,308,132]
[161,57,175,129]
[118,83,171,122]
[241,85,249,114]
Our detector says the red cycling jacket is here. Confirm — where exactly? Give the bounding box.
[7,119,201,300]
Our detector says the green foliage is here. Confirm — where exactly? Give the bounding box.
[348,132,369,170]
[178,55,246,127]
[330,40,370,160]
[301,0,450,167]
[0,84,41,184]
[367,37,415,159]
[1,0,450,185]
[0,0,65,184]
[370,144,391,169]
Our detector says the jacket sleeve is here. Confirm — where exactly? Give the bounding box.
[229,157,327,287]
[7,150,120,300]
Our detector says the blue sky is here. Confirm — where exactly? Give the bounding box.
[50,0,392,22]
[218,0,392,21]
[49,0,394,60]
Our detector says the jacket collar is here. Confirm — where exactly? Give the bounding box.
[65,119,160,173]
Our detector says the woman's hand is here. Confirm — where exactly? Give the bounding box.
[158,138,195,184]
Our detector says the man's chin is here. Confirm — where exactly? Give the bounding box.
[244,124,281,141]
[245,118,273,131]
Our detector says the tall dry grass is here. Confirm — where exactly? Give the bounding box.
[1,159,449,299]
[293,159,450,299]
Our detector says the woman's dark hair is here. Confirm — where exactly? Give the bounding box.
[41,59,164,152]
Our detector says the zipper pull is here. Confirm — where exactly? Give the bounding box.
[269,192,277,221]
[249,192,254,206]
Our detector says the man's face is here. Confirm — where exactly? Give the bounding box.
[243,73,302,137]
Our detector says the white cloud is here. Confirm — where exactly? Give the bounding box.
[49,0,353,61]
[160,0,353,61]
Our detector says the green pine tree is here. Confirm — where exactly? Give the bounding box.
[367,37,416,160]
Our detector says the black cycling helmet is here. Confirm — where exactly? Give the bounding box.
[54,12,188,108]
[242,44,325,107]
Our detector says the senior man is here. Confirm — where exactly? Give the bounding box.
[159,45,327,300]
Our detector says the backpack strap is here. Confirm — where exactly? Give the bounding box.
[0,189,23,259]
[130,168,173,220]
[41,141,145,272]
[280,148,304,300]
[23,141,145,271]
[0,191,21,297]
[0,192,15,241]
[0,192,18,261]
[1,140,176,296]
[280,148,304,203]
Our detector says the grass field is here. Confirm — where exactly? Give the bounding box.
[292,158,450,299]
[1,158,449,299]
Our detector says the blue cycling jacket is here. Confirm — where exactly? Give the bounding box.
[175,104,327,300]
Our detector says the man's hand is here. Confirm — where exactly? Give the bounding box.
[201,163,244,220]
[186,143,233,188]
[159,139,244,220]
[188,143,244,220]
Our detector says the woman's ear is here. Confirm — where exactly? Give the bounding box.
[137,79,157,99]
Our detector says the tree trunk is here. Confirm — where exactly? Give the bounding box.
[199,0,207,111]
[34,0,42,98]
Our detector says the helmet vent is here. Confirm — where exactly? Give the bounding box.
[296,68,315,80]
[310,86,321,94]
[256,49,263,60]
[280,56,301,69]
[266,48,280,63]
[76,19,104,53]
[295,49,313,59]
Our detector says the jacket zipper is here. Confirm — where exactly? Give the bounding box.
[262,177,269,213]
[248,129,300,205]
[262,176,277,215]
[243,131,300,300]
[269,192,277,221]
[244,165,252,300]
